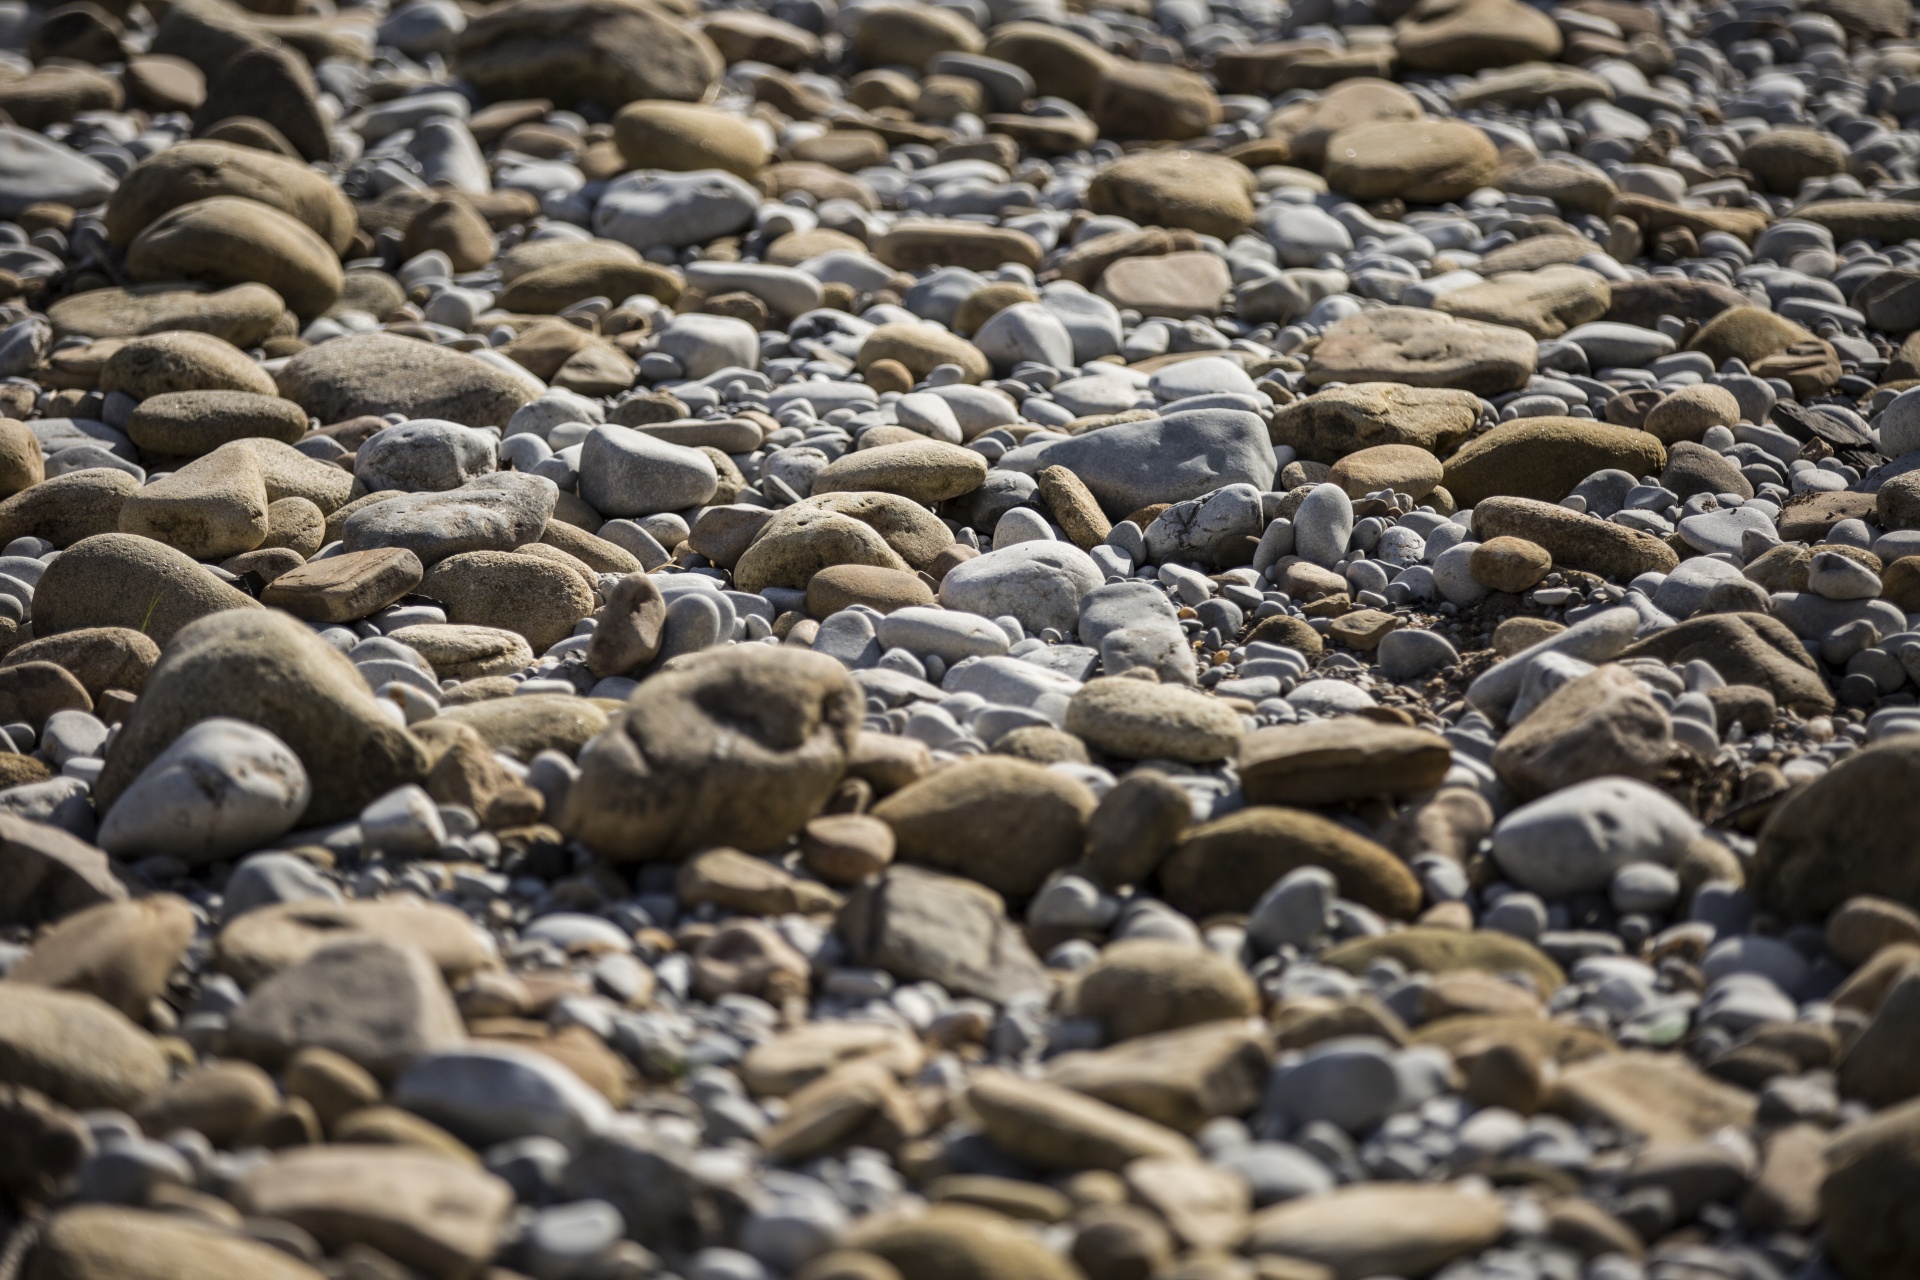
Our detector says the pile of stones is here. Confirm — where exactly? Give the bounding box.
[8,0,1920,1274]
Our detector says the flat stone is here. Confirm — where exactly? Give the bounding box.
[1245,1184,1507,1278]
[1307,307,1536,396]
[1239,720,1452,805]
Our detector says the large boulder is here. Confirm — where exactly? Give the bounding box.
[275,333,536,429]
[1753,738,1920,921]
[561,646,862,861]
[93,610,431,827]
[455,0,721,109]
[1010,408,1276,517]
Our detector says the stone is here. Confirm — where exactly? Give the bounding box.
[1753,738,1920,920]
[422,550,594,653]
[217,899,491,988]
[104,140,354,254]
[424,695,609,761]
[1046,1018,1270,1132]
[838,865,1050,1004]
[127,391,308,456]
[1245,1184,1507,1279]
[1066,678,1243,762]
[0,984,168,1109]
[1444,419,1664,507]
[126,196,341,319]
[1324,119,1499,203]
[455,0,721,109]
[1090,61,1221,142]
[0,468,139,550]
[874,223,1043,275]
[1466,535,1550,593]
[0,125,116,219]
[337,485,542,574]
[1837,960,1920,1106]
[1323,929,1565,992]
[48,283,286,347]
[118,443,271,560]
[563,646,861,860]
[845,1206,1080,1280]
[967,1069,1193,1170]
[1492,777,1699,896]
[96,718,307,866]
[1552,1052,1755,1146]
[1084,153,1254,240]
[260,548,425,623]
[1098,253,1233,321]
[1018,409,1276,517]
[1160,807,1422,920]
[939,540,1102,636]
[0,418,42,498]
[1239,720,1451,805]
[1326,443,1444,500]
[1617,614,1831,716]
[276,333,536,429]
[33,531,261,645]
[1689,307,1816,366]
[1306,307,1535,396]
[1470,496,1679,580]
[0,813,126,925]
[8,896,195,1019]
[1072,938,1258,1041]
[1433,265,1610,339]
[1490,665,1672,798]
[871,756,1096,901]
[225,937,466,1078]
[857,322,990,383]
[29,1206,329,1280]
[238,1146,514,1278]
[1270,383,1480,463]
[613,100,767,176]
[735,507,912,594]
[100,331,277,400]
[1824,1096,1920,1278]
[815,440,987,505]
[95,609,429,827]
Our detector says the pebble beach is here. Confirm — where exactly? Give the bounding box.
[4,0,1920,1276]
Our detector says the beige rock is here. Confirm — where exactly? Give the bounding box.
[1046,1018,1272,1132]
[28,1206,328,1280]
[1072,939,1259,1042]
[1161,807,1422,920]
[1490,664,1672,798]
[99,330,278,398]
[116,442,271,559]
[613,99,768,175]
[1245,1184,1506,1279]
[422,549,595,653]
[0,984,169,1110]
[968,1068,1195,1170]
[216,899,493,988]
[1323,119,1499,202]
[8,896,195,1019]
[237,1146,513,1278]
[1084,152,1254,240]
[1066,677,1244,763]
[1433,265,1610,339]
[1239,720,1452,805]
[1551,1052,1756,1146]
[125,195,343,319]
[563,645,862,861]
[871,755,1097,901]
